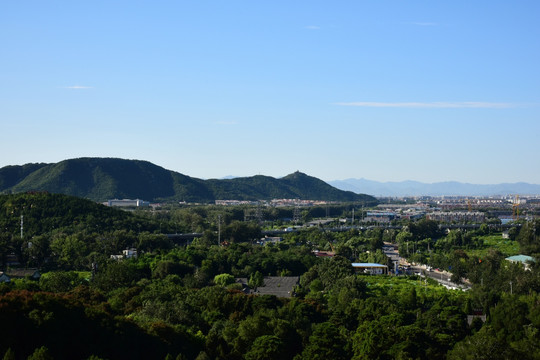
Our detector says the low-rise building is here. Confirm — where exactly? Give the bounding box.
[257,237,283,245]
[426,211,485,223]
[235,276,299,298]
[123,248,138,259]
[312,250,335,257]
[506,254,536,270]
[363,211,397,223]
[105,199,150,207]
[7,268,41,280]
[111,248,138,260]
[352,263,388,275]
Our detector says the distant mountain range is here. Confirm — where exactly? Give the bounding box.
[0,158,376,204]
[329,178,540,197]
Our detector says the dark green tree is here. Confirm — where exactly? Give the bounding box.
[298,322,349,360]
[245,335,285,360]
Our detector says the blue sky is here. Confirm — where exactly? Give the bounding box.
[1,1,539,184]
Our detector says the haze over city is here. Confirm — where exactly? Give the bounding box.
[1,1,539,185]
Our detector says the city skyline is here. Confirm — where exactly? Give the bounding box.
[1,1,539,184]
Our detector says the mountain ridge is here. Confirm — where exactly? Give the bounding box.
[329,178,540,197]
[0,158,376,204]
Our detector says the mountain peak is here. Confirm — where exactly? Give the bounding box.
[0,158,377,204]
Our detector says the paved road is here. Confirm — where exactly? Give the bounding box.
[409,264,471,290]
[382,243,471,290]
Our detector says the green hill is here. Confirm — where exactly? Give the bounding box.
[0,158,377,204]
[0,163,48,189]
[0,192,159,238]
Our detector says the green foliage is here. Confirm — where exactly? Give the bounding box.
[213,273,235,287]
[517,219,540,255]
[222,221,261,243]
[2,348,15,360]
[298,322,349,360]
[0,158,377,203]
[408,219,442,241]
[0,163,48,190]
[316,256,354,289]
[464,233,520,258]
[92,260,145,293]
[249,271,264,288]
[50,234,89,270]
[245,335,285,360]
[447,325,512,360]
[39,271,87,292]
[5,191,540,360]
[27,346,53,360]
[0,193,125,235]
[152,260,193,279]
[138,233,173,253]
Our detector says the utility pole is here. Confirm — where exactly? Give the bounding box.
[293,201,301,225]
[218,215,221,246]
[256,201,263,225]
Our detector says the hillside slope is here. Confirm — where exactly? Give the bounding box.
[0,158,376,204]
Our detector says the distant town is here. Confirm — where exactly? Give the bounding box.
[105,194,539,226]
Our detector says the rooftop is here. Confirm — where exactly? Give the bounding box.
[352,263,388,268]
[506,255,536,263]
[235,276,299,298]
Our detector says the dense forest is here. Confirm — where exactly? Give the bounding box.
[0,193,540,359]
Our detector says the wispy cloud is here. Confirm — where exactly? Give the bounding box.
[64,85,93,89]
[334,102,516,109]
[305,25,320,30]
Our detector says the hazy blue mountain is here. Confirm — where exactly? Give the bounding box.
[329,178,540,196]
[0,158,376,204]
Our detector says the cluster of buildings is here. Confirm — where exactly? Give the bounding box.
[0,269,41,283]
[215,200,259,206]
[270,199,331,207]
[426,211,486,223]
[104,199,150,207]
[110,248,138,260]
[255,236,283,246]
[362,204,428,223]
[365,209,487,224]
[215,199,333,207]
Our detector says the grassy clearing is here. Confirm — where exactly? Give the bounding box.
[466,233,520,258]
[361,274,462,297]
[40,271,92,280]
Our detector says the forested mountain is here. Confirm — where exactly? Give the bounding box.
[0,163,49,190]
[0,158,376,204]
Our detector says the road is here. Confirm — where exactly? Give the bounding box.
[409,264,471,290]
[382,243,471,290]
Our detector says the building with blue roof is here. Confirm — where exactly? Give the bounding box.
[506,255,536,270]
[352,263,388,275]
